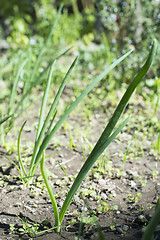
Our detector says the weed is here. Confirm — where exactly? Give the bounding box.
[10,223,16,232]
[18,216,40,237]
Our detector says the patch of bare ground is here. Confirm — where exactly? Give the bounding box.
[0,96,160,240]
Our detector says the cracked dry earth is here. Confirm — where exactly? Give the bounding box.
[0,96,160,240]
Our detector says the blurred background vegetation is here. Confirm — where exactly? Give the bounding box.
[0,0,160,93]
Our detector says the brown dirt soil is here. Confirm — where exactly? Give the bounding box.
[0,95,160,240]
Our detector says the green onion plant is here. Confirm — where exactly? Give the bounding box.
[18,40,157,232]
[1,4,66,144]
[18,48,132,181]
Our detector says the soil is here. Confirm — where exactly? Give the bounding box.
[0,92,160,240]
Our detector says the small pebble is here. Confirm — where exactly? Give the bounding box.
[27,200,35,205]
[101,192,107,200]
[130,180,136,188]
[111,190,116,197]
[116,226,123,234]
[1,218,7,224]
[90,232,99,240]
[126,170,138,177]
[55,179,61,186]
[123,224,129,231]
[58,201,63,207]
[13,202,22,207]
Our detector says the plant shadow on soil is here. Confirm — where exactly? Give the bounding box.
[0,94,160,240]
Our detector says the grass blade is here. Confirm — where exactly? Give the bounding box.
[23,43,32,95]
[45,110,57,136]
[102,33,112,85]
[37,56,78,142]
[30,4,63,82]
[13,47,72,116]
[59,116,130,223]
[36,61,56,141]
[92,39,157,153]
[40,151,60,232]
[0,155,25,185]
[0,114,14,125]
[45,4,63,47]
[56,160,70,183]
[58,39,157,224]
[17,120,27,178]
[8,58,28,115]
[29,56,78,173]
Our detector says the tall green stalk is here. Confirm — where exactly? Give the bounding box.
[59,39,157,224]
[8,59,28,116]
[13,47,71,117]
[30,4,63,83]
[36,61,56,141]
[30,49,133,176]
[5,4,65,133]
[40,40,157,231]
[40,151,60,232]
[29,57,78,175]
[59,117,130,223]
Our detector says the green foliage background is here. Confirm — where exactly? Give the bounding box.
[0,0,159,88]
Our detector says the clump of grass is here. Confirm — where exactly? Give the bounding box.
[0,4,69,145]
[18,48,133,181]
[17,40,157,232]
